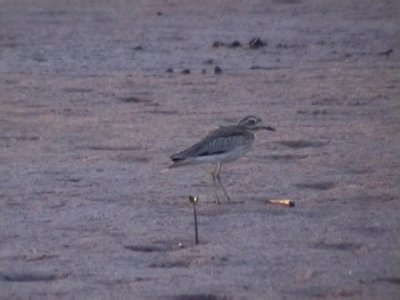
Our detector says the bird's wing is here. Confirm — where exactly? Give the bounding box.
[170,126,253,161]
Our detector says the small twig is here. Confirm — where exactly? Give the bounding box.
[189,195,199,245]
[265,199,295,207]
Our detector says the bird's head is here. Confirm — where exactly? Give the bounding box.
[237,115,276,131]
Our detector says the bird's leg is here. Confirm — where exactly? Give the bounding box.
[211,163,221,204]
[214,163,231,202]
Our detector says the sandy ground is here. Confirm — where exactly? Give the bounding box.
[0,0,399,299]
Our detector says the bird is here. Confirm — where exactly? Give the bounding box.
[169,115,275,203]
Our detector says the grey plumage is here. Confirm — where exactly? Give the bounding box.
[170,127,254,166]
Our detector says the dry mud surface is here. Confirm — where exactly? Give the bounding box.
[0,1,399,299]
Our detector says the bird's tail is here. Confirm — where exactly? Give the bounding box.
[161,156,187,173]
[169,155,190,168]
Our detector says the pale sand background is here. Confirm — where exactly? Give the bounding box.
[0,0,399,299]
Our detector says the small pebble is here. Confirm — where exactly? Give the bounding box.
[133,45,143,51]
[214,66,222,74]
[249,37,266,49]
[181,69,191,74]
[165,68,174,73]
[230,40,242,48]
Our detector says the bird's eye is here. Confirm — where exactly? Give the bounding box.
[248,119,256,125]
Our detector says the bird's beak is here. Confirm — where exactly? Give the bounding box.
[259,126,276,131]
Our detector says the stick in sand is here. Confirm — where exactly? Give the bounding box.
[265,199,295,207]
[189,195,199,245]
